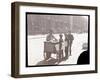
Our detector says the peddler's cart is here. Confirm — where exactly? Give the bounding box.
[44,41,59,59]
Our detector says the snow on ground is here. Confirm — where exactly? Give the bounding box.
[28,33,88,66]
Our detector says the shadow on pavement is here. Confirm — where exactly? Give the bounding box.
[36,58,58,66]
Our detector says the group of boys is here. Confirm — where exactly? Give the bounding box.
[45,30,74,63]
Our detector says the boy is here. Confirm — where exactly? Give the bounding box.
[58,34,64,62]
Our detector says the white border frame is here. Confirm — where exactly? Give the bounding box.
[19,5,96,75]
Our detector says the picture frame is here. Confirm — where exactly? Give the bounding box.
[11,2,98,78]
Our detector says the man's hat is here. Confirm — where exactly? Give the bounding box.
[59,34,63,37]
[48,29,53,33]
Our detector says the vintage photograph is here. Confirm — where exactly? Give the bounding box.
[26,13,89,67]
[11,2,97,77]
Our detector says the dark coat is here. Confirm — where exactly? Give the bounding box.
[77,50,89,64]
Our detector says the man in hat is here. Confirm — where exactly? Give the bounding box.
[46,30,57,42]
[45,30,57,60]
